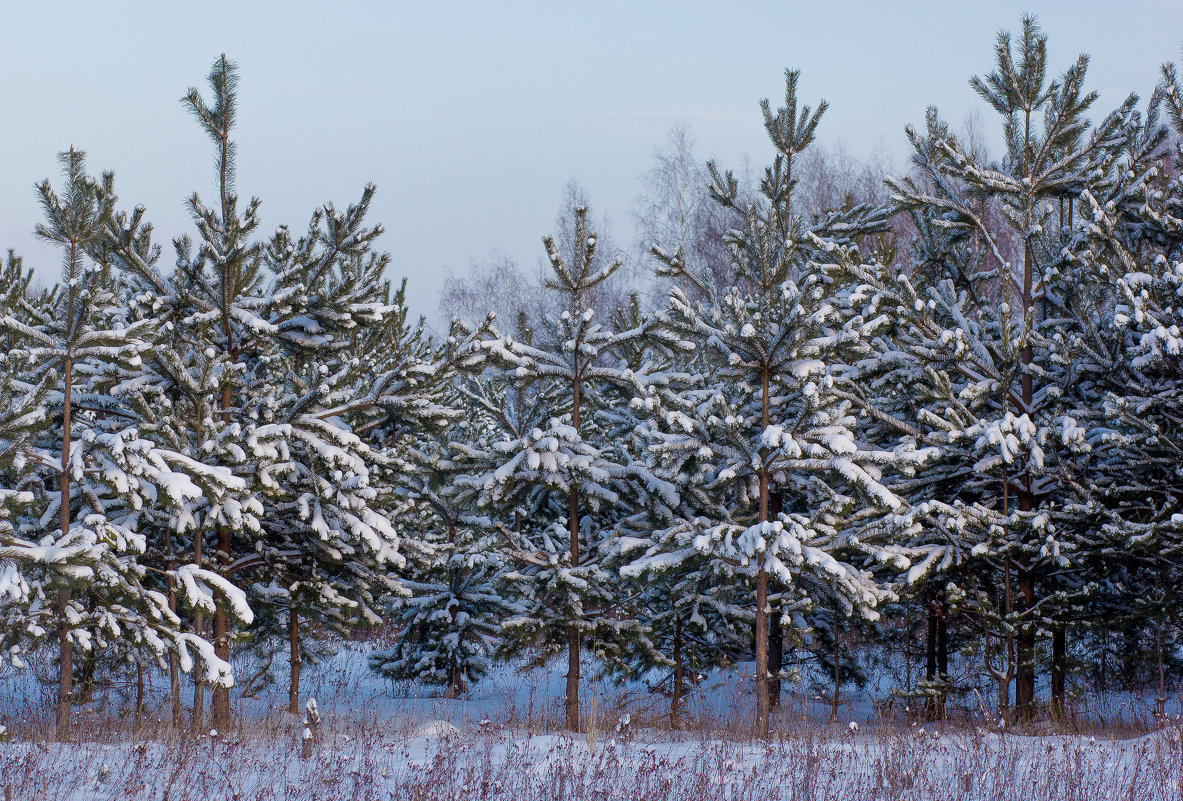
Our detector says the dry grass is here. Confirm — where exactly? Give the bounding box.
[0,700,1180,800]
[3,649,1182,800]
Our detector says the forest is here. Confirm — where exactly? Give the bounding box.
[1,14,1182,798]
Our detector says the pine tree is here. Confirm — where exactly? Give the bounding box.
[615,315,751,726]
[113,56,443,725]
[464,206,676,731]
[0,252,54,665]
[169,55,276,729]
[370,430,522,697]
[634,71,930,736]
[243,186,411,715]
[0,151,253,740]
[885,16,1139,717]
[1059,59,1183,710]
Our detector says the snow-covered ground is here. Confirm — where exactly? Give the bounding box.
[2,717,1178,800]
[1,644,1181,800]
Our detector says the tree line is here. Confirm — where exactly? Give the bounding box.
[1,17,1181,739]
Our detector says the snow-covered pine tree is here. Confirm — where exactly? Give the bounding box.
[873,110,1042,715]
[0,150,253,740]
[885,16,1140,717]
[610,305,753,727]
[237,186,414,715]
[828,212,1012,717]
[110,255,267,731]
[463,206,678,731]
[165,55,283,729]
[631,70,934,736]
[369,427,522,697]
[111,56,438,725]
[0,252,54,666]
[445,331,565,683]
[1059,60,1183,710]
[346,282,499,696]
[617,408,753,726]
[1034,86,1167,713]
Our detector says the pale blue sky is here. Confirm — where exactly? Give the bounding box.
[3,1,1181,321]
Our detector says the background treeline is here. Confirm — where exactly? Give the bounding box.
[1,17,1181,740]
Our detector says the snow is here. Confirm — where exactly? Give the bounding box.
[413,719,460,739]
[3,37,1183,801]
[0,646,1179,800]
[4,728,1176,800]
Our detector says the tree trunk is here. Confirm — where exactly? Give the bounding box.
[565,375,582,733]
[168,571,183,727]
[55,588,72,742]
[925,592,949,719]
[1051,626,1065,717]
[566,622,580,732]
[1015,567,1036,719]
[564,485,581,732]
[288,608,301,715]
[767,492,783,710]
[192,644,206,732]
[192,531,206,734]
[926,593,938,719]
[769,602,783,710]
[135,662,145,732]
[1012,227,1040,721]
[211,525,232,730]
[904,600,913,700]
[55,354,74,743]
[190,400,207,734]
[936,598,948,719]
[444,520,462,701]
[755,570,770,735]
[1156,622,1166,717]
[753,367,772,737]
[671,614,684,728]
[214,207,236,728]
[830,610,841,721]
[448,657,463,700]
[1156,559,1166,717]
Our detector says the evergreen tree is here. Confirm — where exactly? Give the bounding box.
[0,253,54,666]
[885,16,1139,716]
[616,319,751,726]
[243,187,408,715]
[113,56,441,725]
[370,431,521,697]
[632,71,930,736]
[465,206,676,731]
[1060,59,1183,709]
[0,151,252,740]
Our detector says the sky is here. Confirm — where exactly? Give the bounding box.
[3,1,1182,326]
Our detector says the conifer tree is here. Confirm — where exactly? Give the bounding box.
[614,315,750,726]
[245,187,408,714]
[171,55,272,729]
[633,71,930,736]
[0,253,54,666]
[466,206,677,731]
[886,16,1139,716]
[111,55,437,725]
[0,151,252,740]
[1060,59,1182,710]
[370,430,522,696]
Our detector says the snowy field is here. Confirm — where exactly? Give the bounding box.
[2,644,1181,800]
[3,724,1179,801]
